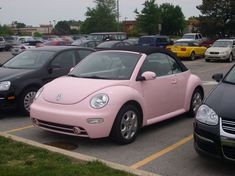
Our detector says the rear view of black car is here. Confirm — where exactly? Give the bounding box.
[0,46,95,115]
[194,64,235,161]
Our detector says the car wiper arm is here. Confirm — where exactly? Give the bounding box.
[67,74,78,77]
[79,76,110,80]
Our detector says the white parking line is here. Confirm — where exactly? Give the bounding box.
[202,81,218,86]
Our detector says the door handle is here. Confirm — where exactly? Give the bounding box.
[171,79,177,84]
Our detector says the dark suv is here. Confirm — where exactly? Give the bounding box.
[138,35,173,48]
[0,46,95,115]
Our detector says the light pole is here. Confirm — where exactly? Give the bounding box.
[117,0,119,32]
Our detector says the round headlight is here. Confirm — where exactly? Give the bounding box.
[196,104,219,125]
[34,87,44,101]
[90,94,109,109]
[0,81,11,91]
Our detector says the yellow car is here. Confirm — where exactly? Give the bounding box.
[166,41,207,60]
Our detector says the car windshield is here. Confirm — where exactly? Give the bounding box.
[182,35,195,39]
[96,41,118,48]
[3,50,55,69]
[224,66,235,84]
[69,52,140,80]
[174,42,189,46]
[212,41,232,47]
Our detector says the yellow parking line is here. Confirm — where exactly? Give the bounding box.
[130,134,193,169]
[4,125,33,133]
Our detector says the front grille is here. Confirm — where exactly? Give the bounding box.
[223,146,235,160]
[210,52,219,54]
[222,119,235,135]
[33,119,88,137]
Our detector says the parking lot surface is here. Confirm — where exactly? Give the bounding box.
[1,51,235,176]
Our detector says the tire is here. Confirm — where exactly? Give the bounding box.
[190,52,196,61]
[18,87,38,116]
[110,104,140,144]
[188,88,203,117]
[227,53,233,63]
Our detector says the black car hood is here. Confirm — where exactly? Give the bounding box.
[205,82,235,120]
[0,67,35,81]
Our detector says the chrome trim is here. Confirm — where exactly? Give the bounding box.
[195,132,215,144]
[0,98,5,100]
[220,118,235,139]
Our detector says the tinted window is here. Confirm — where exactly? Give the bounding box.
[51,50,76,69]
[3,50,55,69]
[141,53,173,77]
[78,50,93,60]
[224,66,235,84]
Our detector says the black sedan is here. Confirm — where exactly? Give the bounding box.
[95,40,131,50]
[194,64,235,161]
[0,46,95,115]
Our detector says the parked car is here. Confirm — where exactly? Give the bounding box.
[95,40,131,50]
[0,36,6,51]
[3,36,18,51]
[0,46,95,115]
[138,35,173,48]
[72,40,100,48]
[124,38,139,46]
[30,46,204,144]
[42,39,67,46]
[194,64,235,161]
[205,39,235,62]
[176,33,204,44]
[11,40,43,56]
[166,41,207,61]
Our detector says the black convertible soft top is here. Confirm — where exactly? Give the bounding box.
[105,46,188,72]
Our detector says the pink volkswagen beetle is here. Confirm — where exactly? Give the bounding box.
[30,47,204,144]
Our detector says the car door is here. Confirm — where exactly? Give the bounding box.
[232,41,235,56]
[43,50,77,83]
[139,53,181,119]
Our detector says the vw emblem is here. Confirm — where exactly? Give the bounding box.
[56,94,62,101]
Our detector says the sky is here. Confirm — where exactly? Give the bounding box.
[0,0,202,26]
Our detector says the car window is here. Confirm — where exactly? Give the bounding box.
[87,42,96,48]
[141,53,173,77]
[3,50,55,69]
[51,50,76,69]
[78,49,93,60]
[167,56,182,74]
[224,66,235,84]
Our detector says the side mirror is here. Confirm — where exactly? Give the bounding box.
[48,64,62,74]
[212,73,223,82]
[138,71,156,81]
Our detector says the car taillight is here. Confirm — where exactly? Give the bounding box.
[181,48,186,51]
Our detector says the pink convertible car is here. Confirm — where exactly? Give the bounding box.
[30,47,204,144]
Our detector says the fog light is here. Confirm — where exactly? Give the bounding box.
[73,127,81,135]
[32,118,39,126]
[87,118,104,124]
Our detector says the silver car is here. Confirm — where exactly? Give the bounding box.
[205,39,235,62]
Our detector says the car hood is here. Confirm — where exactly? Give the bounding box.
[207,47,231,52]
[205,82,235,119]
[0,67,34,81]
[176,39,197,42]
[42,76,130,105]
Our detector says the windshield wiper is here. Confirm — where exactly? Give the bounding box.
[68,74,78,77]
[79,76,110,80]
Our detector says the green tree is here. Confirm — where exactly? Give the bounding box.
[33,32,42,37]
[0,25,14,36]
[159,3,185,35]
[135,0,160,35]
[81,0,117,33]
[54,21,71,35]
[197,0,235,37]
[12,21,26,28]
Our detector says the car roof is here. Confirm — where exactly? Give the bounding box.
[30,46,95,52]
[216,39,234,42]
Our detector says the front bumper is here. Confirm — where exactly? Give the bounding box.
[205,54,229,60]
[171,51,190,58]
[0,90,17,109]
[30,99,120,139]
[194,119,235,161]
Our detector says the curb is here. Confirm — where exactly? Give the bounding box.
[0,132,160,176]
